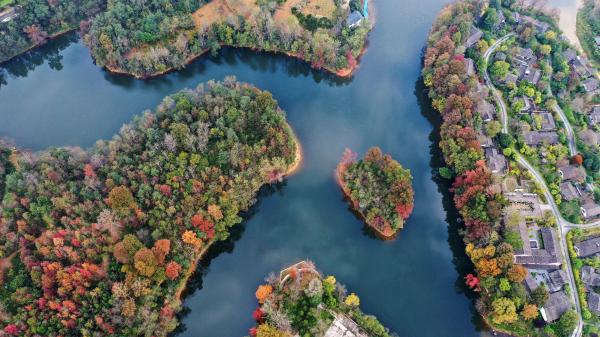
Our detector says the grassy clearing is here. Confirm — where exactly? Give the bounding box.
[0,0,14,9]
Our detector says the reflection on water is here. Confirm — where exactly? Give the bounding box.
[0,0,503,336]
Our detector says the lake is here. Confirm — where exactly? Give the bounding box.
[0,0,500,336]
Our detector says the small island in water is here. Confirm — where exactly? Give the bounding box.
[251,260,392,337]
[337,147,414,239]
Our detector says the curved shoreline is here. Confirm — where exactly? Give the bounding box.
[172,128,302,314]
[104,44,364,80]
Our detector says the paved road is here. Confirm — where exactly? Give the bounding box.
[549,91,577,156]
[483,35,584,337]
[483,33,514,134]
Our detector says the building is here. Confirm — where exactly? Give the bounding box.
[574,237,600,257]
[504,73,518,86]
[558,164,586,183]
[588,292,600,316]
[514,47,537,64]
[514,227,562,269]
[494,52,507,62]
[582,266,600,287]
[541,291,570,322]
[465,26,483,48]
[518,96,533,113]
[0,7,18,23]
[589,107,600,126]
[347,11,364,28]
[479,100,495,122]
[324,313,369,337]
[523,131,559,146]
[563,49,578,64]
[485,147,507,174]
[465,58,475,76]
[477,133,493,148]
[595,36,600,48]
[579,129,600,146]
[581,203,600,221]
[522,67,541,85]
[582,77,599,93]
[560,182,580,201]
[548,269,567,292]
[536,112,556,131]
[520,15,551,33]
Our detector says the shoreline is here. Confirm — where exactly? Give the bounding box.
[104,44,365,80]
[172,126,302,307]
[0,27,78,66]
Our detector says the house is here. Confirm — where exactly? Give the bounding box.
[515,47,537,64]
[347,11,364,28]
[582,266,600,286]
[524,271,538,292]
[589,107,600,126]
[0,7,18,23]
[495,10,506,29]
[548,269,567,291]
[518,96,533,113]
[523,131,559,146]
[563,49,578,64]
[588,292,600,316]
[504,73,519,86]
[324,313,369,337]
[581,203,600,221]
[558,164,586,183]
[520,15,551,33]
[522,67,541,85]
[485,147,507,174]
[579,129,600,146]
[582,77,599,93]
[574,237,600,257]
[477,133,494,148]
[573,59,593,79]
[540,291,570,322]
[560,182,580,201]
[535,112,556,131]
[595,36,600,48]
[494,52,507,62]
[465,58,475,76]
[465,26,483,48]
[479,100,495,122]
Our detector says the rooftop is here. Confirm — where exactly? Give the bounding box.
[523,131,559,146]
[541,291,570,322]
[575,237,600,258]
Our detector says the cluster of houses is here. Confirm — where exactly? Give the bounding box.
[557,159,600,222]
[574,237,600,316]
[501,179,572,322]
[563,48,599,94]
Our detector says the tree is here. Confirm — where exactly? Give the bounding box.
[108,186,136,214]
[255,324,289,337]
[134,248,158,277]
[490,61,510,79]
[507,265,527,283]
[554,310,578,337]
[531,285,549,307]
[571,154,584,166]
[255,285,273,304]
[344,293,360,307]
[522,304,538,320]
[485,121,502,138]
[499,278,511,292]
[165,261,181,280]
[483,8,499,30]
[491,297,518,324]
[152,239,170,265]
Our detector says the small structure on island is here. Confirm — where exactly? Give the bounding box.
[337,147,414,239]
[251,260,391,337]
[347,11,364,28]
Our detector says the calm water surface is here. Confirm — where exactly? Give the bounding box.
[0,0,497,336]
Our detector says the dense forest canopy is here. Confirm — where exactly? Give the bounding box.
[577,0,600,66]
[0,78,298,336]
[337,147,414,238]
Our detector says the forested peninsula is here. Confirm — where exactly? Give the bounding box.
[0,78,300,336]
[0,0,373,78]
